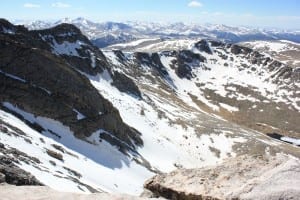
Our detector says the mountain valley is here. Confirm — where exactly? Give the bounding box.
[0,18,299,199]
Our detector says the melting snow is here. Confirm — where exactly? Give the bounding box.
[109,38,159,49]
[2,27,15,34]
[0,70,26,83]
[52,40,85,56]
[219,103,239,112]
[72,109,86,120]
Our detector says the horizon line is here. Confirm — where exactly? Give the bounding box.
[6,17,300,31]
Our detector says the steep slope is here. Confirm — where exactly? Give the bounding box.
[0,20,142,151]
[0,109,153,194]
[0,19,151,194]
[1,18,299,196]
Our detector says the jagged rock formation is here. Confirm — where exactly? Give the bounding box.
[145,154,300,200]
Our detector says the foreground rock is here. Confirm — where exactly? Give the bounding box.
[145,154,300,200]
[0,185,143,200]
[0,184,164,200]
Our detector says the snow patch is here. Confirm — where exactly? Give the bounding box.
[89,51,96,68]
[0,70,26,83]
[281,136,300,146]
[52,40,85,56]
[219,103,239,112]
[72,109,86,120]
[2,27,15,34]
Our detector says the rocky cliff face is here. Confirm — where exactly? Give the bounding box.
[0,18,142,151]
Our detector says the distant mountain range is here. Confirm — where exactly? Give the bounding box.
[15,17,300,48]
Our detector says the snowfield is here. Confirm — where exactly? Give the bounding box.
[242,40,296,53]
[106,38,201,53]
[108,38,160,50]
[87,71,246,171]
[0,108,153,195]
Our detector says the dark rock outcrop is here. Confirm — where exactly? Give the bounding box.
[209,40,224,47]
[175,63,193,80]
[111,71,142,99]
[151,53,169,76]
[34,23,109,75]
[0,19,27,34]
[0,19,143,151]
[0,144,43,186]
[230,44,253,55]
[113,50,127,62]
[173,50,206,79]
[134,52,171,80]
[194,40,213,54]
[0,161,43,186]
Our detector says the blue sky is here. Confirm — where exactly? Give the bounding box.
[1,0,300,29]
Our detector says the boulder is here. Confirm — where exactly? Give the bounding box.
[145,154,300,200]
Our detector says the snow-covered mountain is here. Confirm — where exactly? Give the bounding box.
[240,40,300,68]
[20,17,300,48]
[1,18,300,198]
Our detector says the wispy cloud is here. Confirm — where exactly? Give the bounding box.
[51,2,71,8]
[24,3,40,8]
[188,1,203,8]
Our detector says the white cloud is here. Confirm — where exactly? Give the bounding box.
[51,2,71,8]
[188,1,203,8]
[24,3,40,8]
